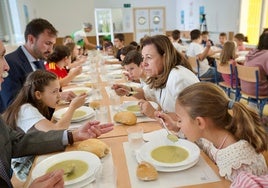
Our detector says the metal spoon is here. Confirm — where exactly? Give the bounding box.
[159,118,179,142]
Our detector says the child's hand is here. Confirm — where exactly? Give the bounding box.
[155,111,179,132]
[69,66,82,76]
[69,93,87,109]
[111,84,129,96]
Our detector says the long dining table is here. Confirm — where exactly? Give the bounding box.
[24,52,231,188]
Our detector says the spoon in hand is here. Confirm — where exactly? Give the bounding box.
[159,118,179,142]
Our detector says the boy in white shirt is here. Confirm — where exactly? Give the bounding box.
[186,29,218,82]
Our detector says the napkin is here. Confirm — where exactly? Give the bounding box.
[123,142,220,188]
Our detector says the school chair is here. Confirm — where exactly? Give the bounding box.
[215,60,239,100]
[187,56,213,82]
[235,64,268,117]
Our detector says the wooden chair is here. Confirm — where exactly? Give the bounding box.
[235,64,268,116]
[187,56,213,82]
[215,60,239,100]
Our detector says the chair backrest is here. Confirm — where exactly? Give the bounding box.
[215,60,234,86]
[236,64,259,83]
[235,64,260,98]
[187,56,214,81]
[216,60,231,75]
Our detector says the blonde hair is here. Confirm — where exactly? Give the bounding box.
[219,41,236,65]
[177,82,268,153]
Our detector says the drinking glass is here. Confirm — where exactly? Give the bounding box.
[95,106,109,123]
[127,126,144,152]
[109,92,121,111]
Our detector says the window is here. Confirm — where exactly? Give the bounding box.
[0,0,22,44]
[240,0,268,45]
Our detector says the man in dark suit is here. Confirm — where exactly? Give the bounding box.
[0,40,114,187]
[0,18,75,113]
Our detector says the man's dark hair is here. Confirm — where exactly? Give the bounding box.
[190,29,201,40]
[234,33,245,41]
[121,45,137,56]
[24,18,58,41]
[219,32,227,37]
[172,30,181,40]
[121,50,142,66]
[114,33,125,42]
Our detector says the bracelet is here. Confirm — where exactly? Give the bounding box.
[67,130,74,145]
[126,87,133,97]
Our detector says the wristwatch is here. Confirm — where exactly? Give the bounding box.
[67,130,74,145]
[126,87,133,97]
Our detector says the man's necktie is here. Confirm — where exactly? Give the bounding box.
[0,159,12,188]
[33,60,45,70]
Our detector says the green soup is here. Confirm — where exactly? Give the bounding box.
[46,160,88,181]
[151,145,189,163]
[61,110,86,120]
[127,105,140,112]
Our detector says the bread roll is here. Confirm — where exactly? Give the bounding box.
[84,83,94,88]
[77,139,109,158]
[136,161,158,181]
[89,101,100,110]
[113,111,137,125]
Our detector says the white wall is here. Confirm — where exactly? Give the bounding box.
[16,0,178,37]
[15,0,241,40]
[176,0,240,32]
[31,0,95,37]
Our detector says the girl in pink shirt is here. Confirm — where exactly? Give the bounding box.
[219,41,238,87]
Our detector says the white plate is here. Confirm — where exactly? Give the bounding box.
[103,55,115,59]
[82,66,91,72]
[237,50,249,56]
[105,70,123,79]
[105,64,122,70]
[138,138,200,167]
[235,56,246,62]
[63,87,93,96]
[32,151,101,186]
[106,58,119,62]
[120,101,158,116]
[53,106,95,122]
[136,151,199,172]
[72,73,90,82]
